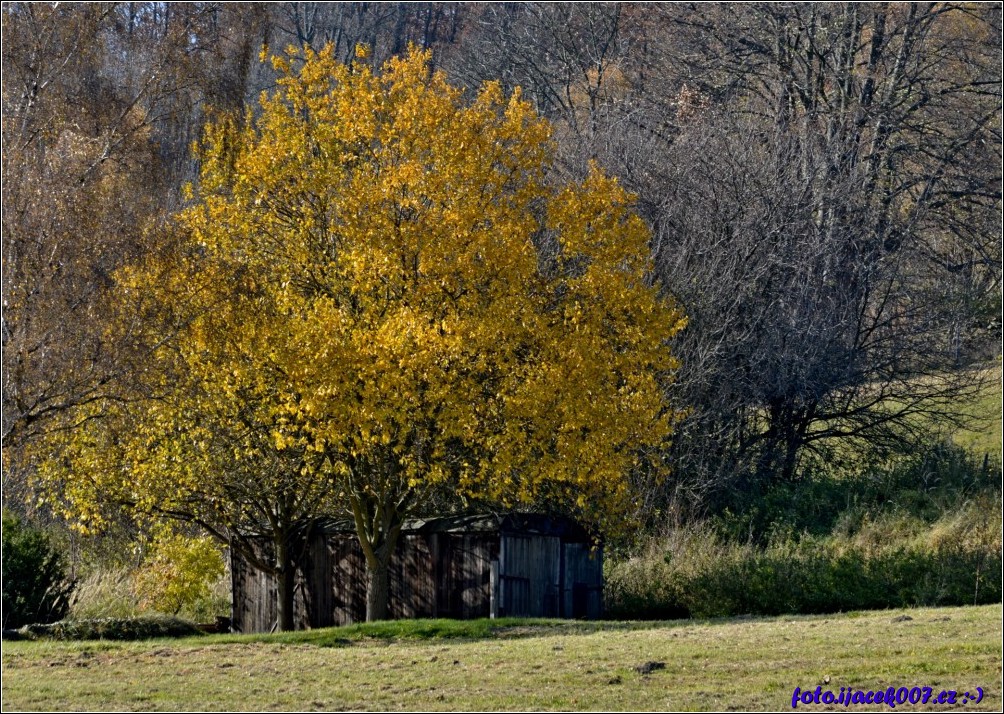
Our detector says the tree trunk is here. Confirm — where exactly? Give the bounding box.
[365,553,392,622]
[275,540,296,631]
[348,484,406,623]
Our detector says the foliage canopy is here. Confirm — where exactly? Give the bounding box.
[39,45,686,624]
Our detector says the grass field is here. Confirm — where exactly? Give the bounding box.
[952,365,1003,462]
[3,604,1001,711]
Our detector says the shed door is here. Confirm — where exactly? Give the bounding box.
[562,542,603,619]
[499,534,560,617]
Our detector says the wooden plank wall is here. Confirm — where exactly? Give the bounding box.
[232,525,603,631]
[230,538,318,632]
[441,534,494,619]
[389,533,436,619]
[498,534,561,617]
[328,534,366,625]
[319,532,496,623]
[231,547,277,633]
[301,531,333,628]
[323,532,451,624]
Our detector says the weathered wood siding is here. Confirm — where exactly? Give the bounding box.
[389,533,436,619]
[231,547,277,633]
[498,534,561,617]
[562,542,603,619]
[230,539,316,633]
[438,534,495,619]
[328,534,366,625]
[231,515,603,631]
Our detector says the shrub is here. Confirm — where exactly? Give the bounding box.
[18,615,202,641]
[605,509,1002,620]
[132,530,226,617]
[710,441,1000,544]
[1,511,76,628]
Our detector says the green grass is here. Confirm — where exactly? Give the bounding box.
[3,605,1001,711]
[951,366,1003,462]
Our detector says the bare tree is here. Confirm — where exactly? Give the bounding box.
[1,2,276,504]
[3,4,160,462]
[450,2,1001,514]
[271,3,466,67]
[644,3,1002,503]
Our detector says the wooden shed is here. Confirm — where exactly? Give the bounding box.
[231,513,603,632]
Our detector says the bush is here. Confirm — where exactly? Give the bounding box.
[2,511,76,629]
[18,615,203,641]
[606,425,1002,620]
[132,530,226,618]
[709,441,999,544]
[605,509,1002,620]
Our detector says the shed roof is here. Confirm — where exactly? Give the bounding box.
[311,513,596,542]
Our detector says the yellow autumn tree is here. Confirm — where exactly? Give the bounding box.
[39,44,686,626]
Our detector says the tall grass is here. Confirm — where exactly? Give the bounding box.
[607,442,1002,619]
[605,502,1001,619]
[70,568,142,619]
[71,567,229,622]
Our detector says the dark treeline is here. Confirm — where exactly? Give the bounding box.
[3,2,1001,528]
